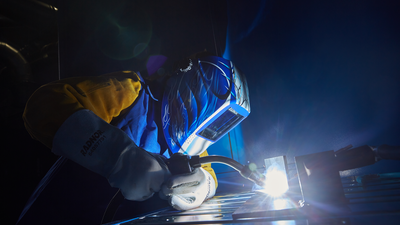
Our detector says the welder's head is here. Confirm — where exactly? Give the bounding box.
[161,55,250,156]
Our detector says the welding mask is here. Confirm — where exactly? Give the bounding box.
[161,56,250,156]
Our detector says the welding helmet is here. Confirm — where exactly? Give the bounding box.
[161,56,250,156]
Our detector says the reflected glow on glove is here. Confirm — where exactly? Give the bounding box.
[159,167,216,211]
[52,109,170,201]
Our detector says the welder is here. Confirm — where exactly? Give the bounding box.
[20,53,250,223]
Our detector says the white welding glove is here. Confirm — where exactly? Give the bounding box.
[159,167,216,210]
[52,109,171,201]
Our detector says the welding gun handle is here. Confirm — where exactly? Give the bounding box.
[166,153,200,175]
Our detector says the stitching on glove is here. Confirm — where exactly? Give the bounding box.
[171,181,199,189]
[203,174,211,201]
[176,195,196,204]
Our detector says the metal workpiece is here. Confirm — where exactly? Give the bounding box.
[104,192,256,225]
[107,148,400,224]
[295,150,349,206]
[104,173,400,225]
[294,144,400,210]
[104,162,400,225]
[232,195,301,219]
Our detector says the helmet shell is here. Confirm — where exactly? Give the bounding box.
[161,56,250,156]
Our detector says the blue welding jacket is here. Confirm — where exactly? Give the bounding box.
[111,72,171,158]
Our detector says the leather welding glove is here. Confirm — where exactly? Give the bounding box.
[52,109,171,201]
[159,167,216,210]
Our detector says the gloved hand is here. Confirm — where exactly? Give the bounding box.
[159,167,216,210]
[52,109,171,201]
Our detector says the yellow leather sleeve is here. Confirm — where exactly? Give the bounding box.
[23,71,141,149]
[199,150,218,188]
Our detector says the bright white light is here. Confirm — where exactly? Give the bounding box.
[263,169,289,197]
[272,199,288,210]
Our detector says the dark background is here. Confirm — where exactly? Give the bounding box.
[1,0,399,224]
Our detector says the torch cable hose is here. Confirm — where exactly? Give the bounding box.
[198,155,244,172]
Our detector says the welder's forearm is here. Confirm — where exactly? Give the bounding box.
[22,71,141,148]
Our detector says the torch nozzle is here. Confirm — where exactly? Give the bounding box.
[198,155,264,186]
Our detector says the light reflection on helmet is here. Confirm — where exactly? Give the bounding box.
[161,56,250,156]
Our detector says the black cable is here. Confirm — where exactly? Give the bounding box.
[207,0,219,56]
[199,155,244,172]
[101,189,125,224]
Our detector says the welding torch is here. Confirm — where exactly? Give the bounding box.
[102,153,265,223]
[165,153,266,187]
